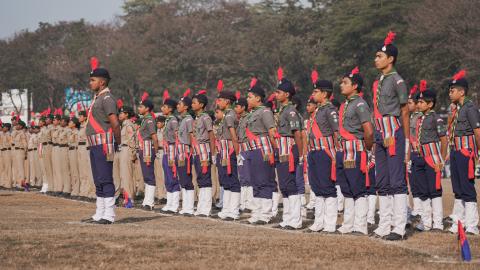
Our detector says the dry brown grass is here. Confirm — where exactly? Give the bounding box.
[1,180,480,269]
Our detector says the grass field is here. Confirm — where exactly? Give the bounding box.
[1,179,480,269]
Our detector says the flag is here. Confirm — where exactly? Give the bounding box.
[458,220,472,262]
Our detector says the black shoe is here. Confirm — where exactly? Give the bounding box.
[46,191,55,196]
[142,205,154,211]
[430,228,444,233]
[251,220,269,225]
[385,232,407,241]
[95,219,113,225]
[303,229,318,233]
[223,217,236,221]
[282,225,297,230]
[369,232,385,239]
[81,218,97,224]
[63,193,71,198]
[182,213,194,217]
[351,231,367,236]
[159,198,167,204]
[272,224,284,229]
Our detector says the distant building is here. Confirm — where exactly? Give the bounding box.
[0,89,30,124]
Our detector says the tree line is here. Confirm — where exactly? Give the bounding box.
[0,0,478,114]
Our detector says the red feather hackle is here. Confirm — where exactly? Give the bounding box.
[216,80,224,93]
[277,67,283,81]
[235,91,241,100]
[249,77,258,89]
[183,88,191,98]
[117,99,123,109]
[419,80,427,92]
[90,57,99,71]
[162,90,169,101]
[141,91,149,102]
[452,70,466,81]
[384,31,396,46]
[351,66,360,76]
[409,84,418,96]
[311,69,318,83]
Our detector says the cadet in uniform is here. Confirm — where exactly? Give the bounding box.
[337,67,374,235]
[192,92,216,217]
[372,32,410,240]
[38,116,52,193]
[160,96,180,213]
[304,95,318,211]
[117,105,137,208]
[245,79,278,224]
[447,70,480,235]
[27,122,39,188]
[137,99,159,211]
[307,79,339,233]
[407,84,423,219]
[235,97,254,212]
[216,90,241,220]
[84,66,121,224]
[415,84,447,231]
[59,116,72,195]
[155,116,166,203]
[274,78,304,229]
[2,123,13,189]
[12,120,28,190]
[77,110,95,199]
[68,117,80,198]
[176,91,195,216]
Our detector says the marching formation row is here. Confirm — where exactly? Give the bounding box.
[2,31,478,242]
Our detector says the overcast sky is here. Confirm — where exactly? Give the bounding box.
[0,0,125,40]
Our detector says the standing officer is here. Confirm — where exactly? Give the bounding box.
[176,90,195,216]
[68,117,80,198]
[235,97,254,212]
[337,67,374,235]
[84,65,121,224]
[59,115,72,196]
[274,77,304,229]
[192,91,216,217]
[137,98,159,211]
[117,104,137,208]
[245,79,278,225]
[12,120,28,190]
[447,70,480,235]
[372,32,410,240]
[216,90,241,220]
[160,94,180,213]
[1,123,12,189]
[307,79,339,233]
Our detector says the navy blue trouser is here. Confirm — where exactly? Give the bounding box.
[409,151,421,198]
[89,145,115,198]
[177,155,194,190]
[337,151,367,199]
[308,150,336,198]
[366,164,376,196]
[218,153,240,192]
[162,154,180,192]
[413,156,442,200]
[450,150,477,202]
[139,149,156,186]
[276,145,300,197]
[247,149,276,199]
[193,155,212,188]
[375,128,408,195]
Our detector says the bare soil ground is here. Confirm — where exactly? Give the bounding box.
[1,179,480,269]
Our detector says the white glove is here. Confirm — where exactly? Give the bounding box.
[299,155,304,165]
[237,154,244,166]
[407,160,412,174]
[212,154,217,165]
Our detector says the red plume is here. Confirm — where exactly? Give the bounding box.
[77,103,82,112]
[30,121,35,126]
[235,91,241,100]
[117,99,124,109]
[151,112,156,120]
[409,84,418,96]
[311,69,318,83]
[452,70,466,81]
[249,77,258,89]
[330,93,334,101]
[384,31,396,46]
[267,93,276,102]
[216,80,224,93]
[351,66,359,75]
[69,112,75,118]
[183,88,191,98]
[419,80,427,92]
[277,67,284,81]
[46,107,51,115]
[10,111,15,117]
[141,91,149,102]
[198,90,207,95]
[162,89,169,101]
[90,57,99,71]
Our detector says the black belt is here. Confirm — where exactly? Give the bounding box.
[0,149,5,151]
[28,148,37,151]
[52,143,59,146]
[59,144,68,147]
[78,142,87,145]
[121,144,128,147]
[14,147,25,150]
[69,146,77,150]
